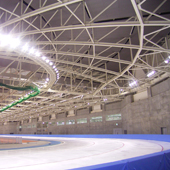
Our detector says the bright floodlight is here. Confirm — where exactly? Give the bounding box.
[42,56,46,60]
[53,65,56,69]
[22,43,29,52]
[46,78,49,81]
[164,60,169,64]
[129,80,137,87]
[45,59,49,63]
[35,51,41,57]
[10,38,20,48]
[147,70,155,77]
[0,34,10,46]
[29,47,35,54]
[49,62,53,66]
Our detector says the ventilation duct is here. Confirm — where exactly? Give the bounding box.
[133,90,148,102]
[51,113,56,119]
[91,104,102,113]
[67,110,75,117]
[38,116,42,121]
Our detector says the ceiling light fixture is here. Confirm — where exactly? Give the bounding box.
[0,34,10,46]
[45,59,49,63]
[129,80,137,87]
[22,44,29,52]
[42,56,46,60]
[29,47,35,54]
[147,70,155,77]
[0,32,60,91]
[10,38,20,49]
[164,60,169,64]
[35,51,41,57]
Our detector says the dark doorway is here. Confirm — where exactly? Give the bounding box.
[124,130,127,134]
[161,127,167,134]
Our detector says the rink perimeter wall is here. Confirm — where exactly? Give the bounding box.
[0,134,170,170]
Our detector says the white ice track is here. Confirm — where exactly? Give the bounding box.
[0,136,170,170]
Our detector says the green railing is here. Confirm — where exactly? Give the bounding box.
[0,82,40,112]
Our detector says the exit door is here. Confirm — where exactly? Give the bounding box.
[161,127,167,134]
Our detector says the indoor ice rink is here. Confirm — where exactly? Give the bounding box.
[0,0,170,169]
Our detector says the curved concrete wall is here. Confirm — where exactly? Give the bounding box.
[0,78,169,134]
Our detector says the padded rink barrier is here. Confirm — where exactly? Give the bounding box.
[71,134,170,170]
[73,150,170,170]
[1,134,170,170]
[0,136,22,144]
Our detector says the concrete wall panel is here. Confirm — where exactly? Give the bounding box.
[0,79,169,135]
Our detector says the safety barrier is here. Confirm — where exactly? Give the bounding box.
[0,134,170,170]
[0,136,22,144]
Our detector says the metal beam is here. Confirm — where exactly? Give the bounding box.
[13,21,170,36]
[0,0,82,28]
[35,41,170,53]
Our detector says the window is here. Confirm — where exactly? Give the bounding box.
[48,122,54,126]
[77,118,87,124]
[32,124,36,128]
[106,114,121,121]
[27,125,32,128]
[90,116,102,123]
[42,122,47,128]
[57,121,64,126]
[37,123,41,128]
[66,120,75,125]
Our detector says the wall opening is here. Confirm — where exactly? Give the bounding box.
[161,127,167,134]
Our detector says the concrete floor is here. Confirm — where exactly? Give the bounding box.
[0,136,170,170]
